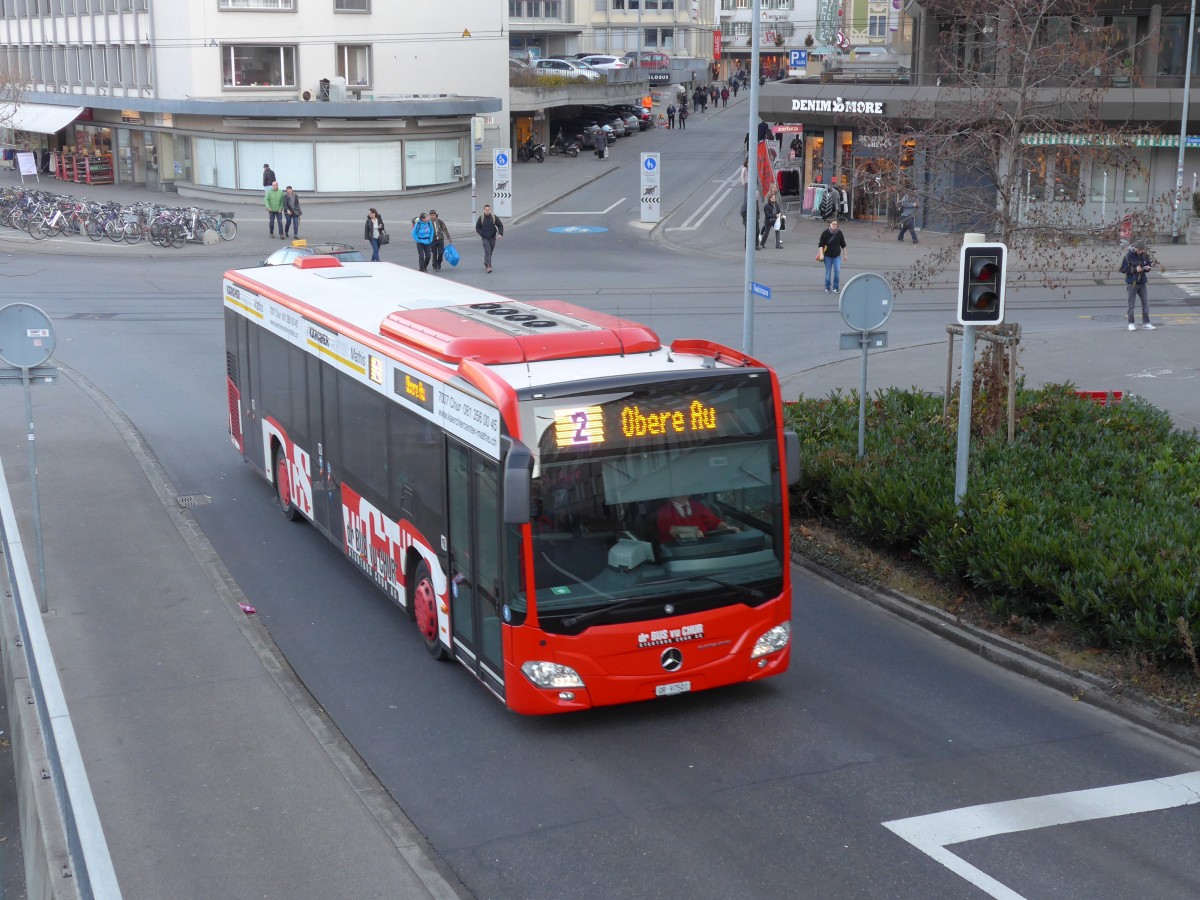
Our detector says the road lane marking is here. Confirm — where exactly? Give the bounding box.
[666,164,742,232]
[542,198,626,215]
[883,770,1200,900]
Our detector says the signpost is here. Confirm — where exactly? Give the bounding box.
[838,273,894,459]
[492,148,513,218]
[0,303,58,610]
[640,153,661,223]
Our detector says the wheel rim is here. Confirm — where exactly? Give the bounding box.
[275,455,291,510]
[414,576,437,642]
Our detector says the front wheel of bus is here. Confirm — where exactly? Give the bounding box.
[274,446,299,521]
[411,560,448,660]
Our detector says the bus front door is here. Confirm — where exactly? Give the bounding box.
[446,441,504,698]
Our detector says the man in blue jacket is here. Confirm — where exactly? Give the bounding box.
[411,211,435,272]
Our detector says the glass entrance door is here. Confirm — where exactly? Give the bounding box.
[447,441,505,696]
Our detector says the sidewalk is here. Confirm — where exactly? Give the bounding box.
[0,155,610,262]
[0,368,466,899]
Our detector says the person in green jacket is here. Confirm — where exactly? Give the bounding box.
[264,181,285,238]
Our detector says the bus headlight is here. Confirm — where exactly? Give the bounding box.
[521,661,585,689]
[750,621,791,659]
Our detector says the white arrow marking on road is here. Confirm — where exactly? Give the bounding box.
[542,198,626,215]
[884,770,1200,900]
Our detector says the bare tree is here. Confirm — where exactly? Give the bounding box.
[853,0,1170,288]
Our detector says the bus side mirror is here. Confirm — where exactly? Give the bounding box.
[784,431,801,485]
[501,437,533,524]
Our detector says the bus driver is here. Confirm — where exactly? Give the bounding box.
[657,495,738,543]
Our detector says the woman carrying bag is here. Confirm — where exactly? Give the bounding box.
[364,208,387,261]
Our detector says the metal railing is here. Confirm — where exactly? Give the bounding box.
[0,453,121,900]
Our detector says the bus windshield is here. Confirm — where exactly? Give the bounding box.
[519,372,785,633]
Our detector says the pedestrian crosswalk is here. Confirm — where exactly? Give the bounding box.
[1163,269,1200,298]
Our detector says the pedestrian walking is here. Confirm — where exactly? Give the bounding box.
[721,86,729,108]
[475,203,504,274]
[429,209,452,272]
[667,103,676,129]
[412,211,434,272]
[283,185,302,238]
[896,192,919,244]
[264,181,285,238]
[731,78,739,98]
[1121,240,1156,330]
[679,105,688,130]
[364,207,386,261]
[817,220,848,293]
[262,163,275,194]
[760,190,784,250]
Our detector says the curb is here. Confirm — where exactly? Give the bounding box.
[792,553,1200,753]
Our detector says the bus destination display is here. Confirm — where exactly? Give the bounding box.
[553,397,731,451]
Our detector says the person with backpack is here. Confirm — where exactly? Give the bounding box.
[1120,241,1156,331]
[429,209,452,272]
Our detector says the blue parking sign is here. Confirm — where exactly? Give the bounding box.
[789,50,808,68]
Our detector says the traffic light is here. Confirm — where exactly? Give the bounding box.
[957,243,1007,325]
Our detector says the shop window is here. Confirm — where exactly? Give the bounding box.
[1122,154,1150,203]
[236,140,314,190]
[1087,162,1116,203]
[315,142,404,192]
[1052,148,1081,202]
[405,138,462,189]
[337,45,371,86]
[1019,148,1048,200]
[222,45,297,88]
[194,137,237,189]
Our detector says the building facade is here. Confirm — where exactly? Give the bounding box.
[759,2,1200,233]
[1,0,504,197]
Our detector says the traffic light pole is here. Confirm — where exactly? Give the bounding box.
[953,322,977,508]
[954,233,986,509]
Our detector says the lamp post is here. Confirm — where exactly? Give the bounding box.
[1169,0,1197,243]
[742,0,763,354]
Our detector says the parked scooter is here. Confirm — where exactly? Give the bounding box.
[517,135,546,163]
[549,129,581,158]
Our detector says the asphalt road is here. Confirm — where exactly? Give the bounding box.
[2,101,1199,898]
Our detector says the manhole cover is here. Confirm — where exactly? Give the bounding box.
[176,494,212,508]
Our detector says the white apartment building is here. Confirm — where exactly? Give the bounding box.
[1,0,505,197]
[715,0,819,80]
[508,0,718,60]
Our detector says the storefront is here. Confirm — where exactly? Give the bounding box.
[8,95,499,198]
[760,82,1199,233]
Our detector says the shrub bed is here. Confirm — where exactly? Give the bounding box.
[786,384,1200,663]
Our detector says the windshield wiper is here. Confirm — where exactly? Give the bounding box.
[558,574,766,629]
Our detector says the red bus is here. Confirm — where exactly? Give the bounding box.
[224,258,799,713]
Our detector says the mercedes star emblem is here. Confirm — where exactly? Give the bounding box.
[661,648,683,672]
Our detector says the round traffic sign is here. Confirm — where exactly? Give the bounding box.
[644,157,657,171]
[838,273,894,332]
[0,302,56,368]
[495,152,509,166]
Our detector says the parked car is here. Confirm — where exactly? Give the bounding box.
[583,111,626,138]
[261,242,365,267]
[622,51,671,69]
[606,103,654,130]
[578,54,628,71]
[585,106,639,135]
[531,58,601,80]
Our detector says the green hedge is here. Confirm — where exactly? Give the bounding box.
[786,385,1200,662]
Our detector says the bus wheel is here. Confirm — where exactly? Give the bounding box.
[411,560,448,660]
[274,446,299,521]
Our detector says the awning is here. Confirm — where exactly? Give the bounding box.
[8,103,84,134]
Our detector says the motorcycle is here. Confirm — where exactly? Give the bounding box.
[517,135,546,163]
[549,129,580,158]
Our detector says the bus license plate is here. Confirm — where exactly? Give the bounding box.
[656,680,691,697]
